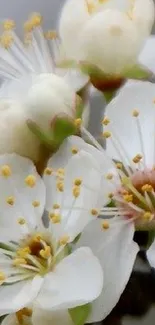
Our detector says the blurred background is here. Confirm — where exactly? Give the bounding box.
[0,0,155,324]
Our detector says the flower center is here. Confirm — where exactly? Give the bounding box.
[113,168,155,228]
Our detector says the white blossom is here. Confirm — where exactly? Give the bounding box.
[59,0,155,75]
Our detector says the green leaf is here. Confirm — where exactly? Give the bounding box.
[69,303,91,325]
[123,64,152,80]
[52,116,76,145]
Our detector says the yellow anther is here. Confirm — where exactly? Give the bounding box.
[57,168,65,176]
[102,221,110,230]
[32,200,40,207]
[3,20,15,30]
[123,194,133,202]
[50,213,61,224]
[141,184,153,193]
[1,165,11,177]
[116,162,123,170]
[25,175,36,187]
[106,173,113,180]
[33,233,42,242]
[6,196,15,205]
[71,147,79,154]
[40,246,51,259]
[17,247,31,258]
[0,271,6,282]
[108,192,114,199]
[44,30,58,39]
[53,203,60,209]
[13,258,27,266]
[56,181,64,192]
[17,218,26,225]
[29,12,42,27]
[73,186,80,198]
[0,33,13,49]
[16,308,32,325]
[74,178,82,186]
[142,211,152,221]
[133,154,143,163]
[91,208,99,216]
[102,131,111,138]
[59,235,70,246]
[74,118,82,127]
[132,109,139,117]
[85,0,96,13]
[24,20,34,33]
[102,117,110,126]
[44,167,53,175]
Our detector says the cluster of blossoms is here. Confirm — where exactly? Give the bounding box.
[0,1,155,325]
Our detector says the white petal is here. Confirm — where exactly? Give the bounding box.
[147,239,155,268]
[46,147,113,241]
[77,218,139,322]
[105,81,155,168]
[0,276,43,316]
[36,247,103,310]
[132,0,155,38]
[139,36,155,73]
[63,69,89,92]
[1,314,18,325]
[32,308,73,325]
[0,154,45,231]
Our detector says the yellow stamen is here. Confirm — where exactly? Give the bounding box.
[50,213,61,224]
[17,247,31,258]
[133,154,143,163]
[3,20,15,30]
[85,0,96,13]
[141,184,153,193]
[44,167,53,175]
[53,203,60,209]
[25,175,36,187]
[153,98,155,104]
[132,109,139,117]
[44,30,58,39]
[142,211,152,221]
[102,117,110,126]
[6,196,15,205]
[24,20,34,33]
[16,308,32,324]
[0,33,13,49]
[74,118,82,127]
[13,258,27,266]
[123,194,133,202]
[32,200,40,207]
[73,186,80,198]
[40,246,51,259]
[116,162,123,170]
[59,235,70,246]
[29,12,42,28]
[17,218,26,225]
[56,181,64,192]
[74,178,82,186]
[33,233,42,242]
[102,221,110,230]
[102,131,111,138]
[1,165,11,177]
[57,168,65,176]
[106,173,113,180]
[0,271,6,282]
[71,147,79,154]
[91,208,99,216]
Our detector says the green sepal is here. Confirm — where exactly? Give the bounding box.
[147,230,155,249]
[27,120,56,149]
[103,90,116,103]
[69,303,91,325]
[52,115,77,145]
[75,96,84,119]
[123,64,152,80]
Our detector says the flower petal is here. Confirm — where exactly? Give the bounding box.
[45,147,114,241]
[0,154,45,231]
[0,276,43,316]
[139,35,155,73]
[77,218,139,322]
[1,314,17,325]
[105,81,155,168]
[32,308,73,325]
[36,247,103,310]
[147,239,155,268]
